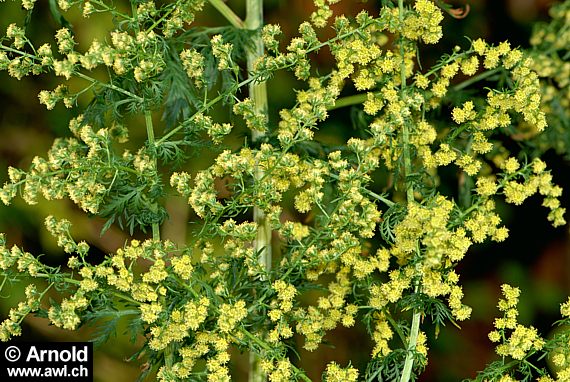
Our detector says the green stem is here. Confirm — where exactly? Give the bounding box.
[155,79,246,145]
[246,0,270,286]
[34,273,140,304]
[144,111,161,242]
[246,1,270,381]
[328,173,394,207]
[424,51,471,77]
[145,4,176,33]
[75,72,144,101]
[398,13,413,205]
[90,0,130,19]
[208,0,245,28]
[145,110,170,368]
[0,276,7,296]
[382,308,407,346]
[400,310,421,381]
[397,1,421,381]
[452,67,502,91]
[329,92,370,111]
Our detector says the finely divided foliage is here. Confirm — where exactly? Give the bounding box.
[0,0,569,381]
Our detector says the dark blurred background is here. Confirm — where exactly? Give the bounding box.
[0,0,568,381]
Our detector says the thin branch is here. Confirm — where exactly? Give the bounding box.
[144,111,161,242]
[208,0,245,29]
[329,92,369,111]
[452,67,502,91]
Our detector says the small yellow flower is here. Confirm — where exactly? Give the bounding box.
[503,157,520,174]
[560,297,570,317]
[472,38,487,55]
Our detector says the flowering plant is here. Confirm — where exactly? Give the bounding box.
[0,0,569,381]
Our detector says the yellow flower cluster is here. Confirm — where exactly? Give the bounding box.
[44,216,80,254]
[455,154,481,176]
[233,98,268,133]
[278,78,337,145]
[340,244,390,280]
[370,267,414,308]
[140,302,163,324]
[448,284,472,321]
[272,280,297,313]
[38,84,72,110]
[259,358,294,382]
[78,266,98,292]
[323,361,359,382]
[420,143,457,169]
[330,168,382,239]
[182,143,378,271]
[488,285,545,360]
[371,313,394,357]
[149,297,210,351]
[179,48,204,88]
[186,170,222,218]
[409,39,552,183]
[217,300,248,333]
[2,7,201,93]
[262,24,282,54]
[167,332,229,381]
[451,101,476,124]
[542,370,570,382]
[267,280,297,343]
[561,297,570,318]
[416,331,428,357]
[0,1,568,381]
[211,34,234,71]
[461,55,480,76]
[528,2,570,156]
[393,196,471,266]
[171,253,194,280]
[296,267,358,350]
[464,200,508,243]
[0,239,43,279]
[310,0,339,28]
[401,0,444,45]
[548,302,570,382]
[48,292,88,330]
[367,196,477,320]
[409,120,437,151]
[496,323,544,360]
[220,219,258,241]
[0,284,41,341]
[279,221,310,242]
[502,159,565,227]
[0,117,138,214]
[475,176,499,196]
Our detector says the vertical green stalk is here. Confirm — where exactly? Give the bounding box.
[397,0,422,381]
[245,0,268,144]
[246,1,270,381]
[144,111,161,242]
[145,110,172,370]
[398,5,413,205]
[246,0,271,279]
